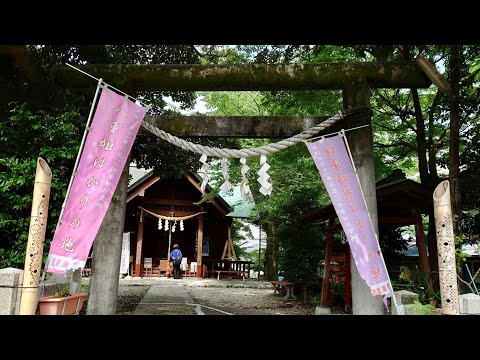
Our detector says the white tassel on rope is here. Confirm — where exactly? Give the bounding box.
[257,155,272,196]
[239,157,250,199]
[180,220,184,231]
[158,218,162,230]
[199,153,210,192]
[220,157,233,193]
[164,219,169,231]
[172,221,176,233]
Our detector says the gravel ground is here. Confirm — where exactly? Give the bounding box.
[187,286,317,315]
[116,285,150,314]
[82,281,321,315]
[79,284,150,315]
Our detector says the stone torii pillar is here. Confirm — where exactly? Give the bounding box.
[86,160,130,315]
[343,81,384,314]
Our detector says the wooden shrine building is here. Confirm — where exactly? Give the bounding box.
[124,171,235,277]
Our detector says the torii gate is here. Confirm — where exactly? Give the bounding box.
[53,62,432,315]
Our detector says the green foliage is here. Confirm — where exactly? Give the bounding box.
[49,269,83,297]
[410,300,436,315]
[397,265,438,305]
[241,248,265,272]
[201,91,264,116]
[0,103,83,268]
[468,57,480,82]
[460,119,480,238]
[26,45,200,111]
[231,218,254,261]
[23,45,222,181]
[0,45,224,269]
[278,238,324,293]
[53,285,72,298]
[454,233,471,269]
[378,227,408,269]
[399,265,413,283]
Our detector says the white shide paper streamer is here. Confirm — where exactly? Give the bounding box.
[199,153,210,192]
[257,155,272,196]
[239,157,250,199]
[220,157,233,193]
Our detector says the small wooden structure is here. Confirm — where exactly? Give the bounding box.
[221,227,237,261]
[318,223,352,311]
[303,173,434,307]
[271,280,296,300]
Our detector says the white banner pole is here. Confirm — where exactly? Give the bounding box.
[55,78,103,230]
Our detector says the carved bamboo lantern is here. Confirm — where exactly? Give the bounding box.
[433,180,459,315]
[19,158,52,315]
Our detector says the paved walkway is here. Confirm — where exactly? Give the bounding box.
[129,277,274,315]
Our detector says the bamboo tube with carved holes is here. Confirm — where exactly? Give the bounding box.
[433,180,459,315]
[19,158,52,315]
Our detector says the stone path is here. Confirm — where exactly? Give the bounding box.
[133,281,236,315]
[130,278,276,315]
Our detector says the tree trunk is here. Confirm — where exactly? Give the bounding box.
[264,222,277,281]
[272,225,278,279]
[427,90,442,187]
[448,45,464,291]
[427,91,442,274]
[448,45,462,237]
[411,89,430,186]
[264,223,273,281]
[86,160,130,315]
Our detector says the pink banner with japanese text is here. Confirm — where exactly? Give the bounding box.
[306,135,392,301]
[47,86,147,274]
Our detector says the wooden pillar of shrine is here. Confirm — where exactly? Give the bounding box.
[134,210,144,277]
[196,214,204,278]
[320,219,335,307]
[345,243,352,312]
[413,209,433,292]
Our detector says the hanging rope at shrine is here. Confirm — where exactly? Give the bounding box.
[139,206,206,221]
[141,107,370,159]
[141,107,370,197]
[139,206,207,262]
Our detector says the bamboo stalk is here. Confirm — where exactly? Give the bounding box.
[19,158,52,315]
[433,180,459,315]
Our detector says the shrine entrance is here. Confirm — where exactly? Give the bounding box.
[53,60,436,315]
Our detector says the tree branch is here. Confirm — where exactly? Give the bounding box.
[191,45,204,59]
[374,141,415,150]
[246,91,264,115]
[373,122,399,132]
[375,89,417,133]
[386,149,416,164]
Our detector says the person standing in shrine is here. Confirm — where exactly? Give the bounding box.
[170,244,183,279]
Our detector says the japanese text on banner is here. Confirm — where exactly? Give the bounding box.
[47,87,147,274]
[306,135,392,298]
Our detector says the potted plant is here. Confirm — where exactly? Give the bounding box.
[37,270,87,315]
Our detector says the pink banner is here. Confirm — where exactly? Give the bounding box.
[306,135,392,300]
[47,86,147,274]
